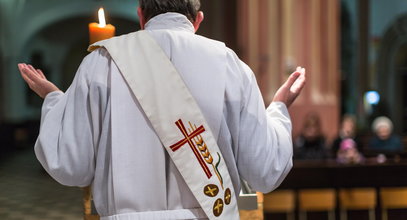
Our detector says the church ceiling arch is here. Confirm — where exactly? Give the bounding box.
[22,14,139,98]
[0,0,141,120]
[16,1,138,55]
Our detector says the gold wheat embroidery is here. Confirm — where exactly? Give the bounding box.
[188,122,224,189]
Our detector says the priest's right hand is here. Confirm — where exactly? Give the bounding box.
[18,63,60,99]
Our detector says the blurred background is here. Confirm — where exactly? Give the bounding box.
[0,0,406,219]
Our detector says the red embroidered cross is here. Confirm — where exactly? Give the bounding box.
[169,119,212,178]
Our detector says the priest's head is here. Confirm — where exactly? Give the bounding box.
[138,0,203,32]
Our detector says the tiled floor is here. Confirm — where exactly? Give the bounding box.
[0,149,83,220]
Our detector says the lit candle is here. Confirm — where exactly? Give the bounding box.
[88,8,115,45]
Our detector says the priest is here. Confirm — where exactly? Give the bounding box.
[18,0,306,219]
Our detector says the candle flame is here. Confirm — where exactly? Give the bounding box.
[98,8,106,27]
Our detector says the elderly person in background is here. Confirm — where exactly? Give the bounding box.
[368,116,403,153]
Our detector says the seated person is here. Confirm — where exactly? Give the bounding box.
[368,116,403,153]
[336,138,364,164]
[332,114,362,157]
[294,112,327,160]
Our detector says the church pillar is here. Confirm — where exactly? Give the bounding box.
[237,0,340,142]
[357,0,370,129]
[0,2,6,121]
[0,53,3,120]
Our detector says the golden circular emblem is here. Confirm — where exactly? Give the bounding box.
[224,188,232,205]
[213,198,224,217]
[203,184,219,197]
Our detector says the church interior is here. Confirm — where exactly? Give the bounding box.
[1,0,407,219]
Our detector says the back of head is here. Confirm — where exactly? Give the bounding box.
[139,0,201,22]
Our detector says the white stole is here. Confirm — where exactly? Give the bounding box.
[89,31,239,219]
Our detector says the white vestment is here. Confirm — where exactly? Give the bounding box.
[35,13,293,220]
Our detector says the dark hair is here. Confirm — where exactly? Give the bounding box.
[139,0,201,22]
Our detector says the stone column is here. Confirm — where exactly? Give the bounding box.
[237,0,340,142]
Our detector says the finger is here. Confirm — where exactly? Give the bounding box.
[37,69,47,79]
[301,67,306,75]
[18,63,29,73]
[296,68,306,82]
[18,64,32,82]
[300,68,306,83]
[22,64,34,76]
[21,72,35,86]
[295,68,306,82]
[21,65,41,83]
[291,71,306,93]
[28,65,41,77]
[28,64,45,80]
[284,71,301,88]
[19,66,35,85]
[17,63,25,73]
[25,64,40,77]
[294,75,306,91]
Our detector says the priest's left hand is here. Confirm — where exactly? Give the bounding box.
[18,63,60,99]
[272,66,306,108]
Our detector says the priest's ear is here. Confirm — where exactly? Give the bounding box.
[137,7,147,30]
[193,11,204,33]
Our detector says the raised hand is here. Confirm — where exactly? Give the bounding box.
[272,66,306,108]
[18,63,60,99]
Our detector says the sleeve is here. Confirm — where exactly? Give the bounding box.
[232,57,293,193]
[34,51,106,187]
